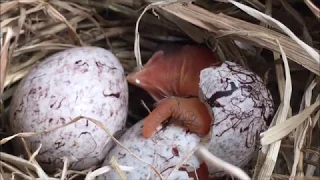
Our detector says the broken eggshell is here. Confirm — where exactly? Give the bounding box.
[9,46,128,171]
[126,45,274,177]
[199,61,274,176]
[98,120,209,180]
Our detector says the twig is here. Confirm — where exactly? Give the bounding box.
[158,2,320,75]
[0,152,38,172]
[228,0,319,63]
[134,0,178,71]
[256,40,293,179]
[0,161,33,180]
[272,174,320,180]
[0,116,164,180]
[84,165,134,180]
[60,157,69,180]
[0,26,14,94]
[260,99,320,145]
[165,145,200,179]
[196,145,251,180]
[304,0,320,19]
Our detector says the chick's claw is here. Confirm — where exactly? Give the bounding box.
[142,97,213,138]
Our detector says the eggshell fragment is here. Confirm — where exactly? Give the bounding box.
[9,46,128,171]
[98,120,209,180]
[199,61,274,176]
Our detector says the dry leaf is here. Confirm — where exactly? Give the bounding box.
[256,39,292,179]
[260,99,320,145]
[1,27,14,94]
[159,2,320,75]
[228,0,319,63]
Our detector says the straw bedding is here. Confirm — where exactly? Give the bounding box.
[1,0,319,179]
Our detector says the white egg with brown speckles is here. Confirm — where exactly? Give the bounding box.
[199,61,274,177]
[98,120,210,180]
[9,46,128,172]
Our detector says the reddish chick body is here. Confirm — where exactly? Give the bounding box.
[127,45,220,138]
[127,45,220,100]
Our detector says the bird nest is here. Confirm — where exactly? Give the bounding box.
[0,0,319,179]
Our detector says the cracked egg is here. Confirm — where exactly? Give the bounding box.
[125,45,274,177]
[199,61,274,176]
[98,120,209,180]
[8,46,128,172]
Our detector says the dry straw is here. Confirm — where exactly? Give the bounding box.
[1,0,319,179]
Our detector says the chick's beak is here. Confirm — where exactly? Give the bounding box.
[126,45,220,100]
[126,51,169,101]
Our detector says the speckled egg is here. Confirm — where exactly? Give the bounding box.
[9,46,128,171]
[98,120,209,180]
[199,61,274,176]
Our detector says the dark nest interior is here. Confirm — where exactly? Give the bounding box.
[0,0,319,179]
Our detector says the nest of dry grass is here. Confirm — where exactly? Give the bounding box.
[1,0,319,179]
